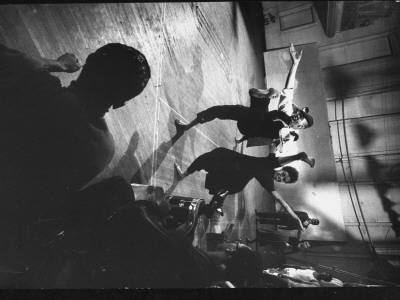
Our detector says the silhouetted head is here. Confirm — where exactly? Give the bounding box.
[316,272,333,282]
[274,166,299,183]
[310,218,320,225]
[224,243,263,287]
[73,43,151,115]
[290,106,313,129]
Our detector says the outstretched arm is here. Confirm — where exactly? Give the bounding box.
[277,152,315,168]
[271,191,304,231]
[0,44,82,74]
[285,43,303,90]
[24,52,82,73]
[278,43,303,112]
[37,53,82,73]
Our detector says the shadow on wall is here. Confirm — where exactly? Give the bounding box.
[112,131,142,184]
[232,2,238,40]
[326,67,357,99]
[238,1,266,54]
[354,123,400,237]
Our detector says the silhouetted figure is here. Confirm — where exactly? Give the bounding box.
[85,197,264,288]
[0,43,150,251]
[16,177,263,288]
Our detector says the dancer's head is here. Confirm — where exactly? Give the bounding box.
[316,272,333,282]
[72,43,151,114]
[290,106,313,129]
[274,166,299,183]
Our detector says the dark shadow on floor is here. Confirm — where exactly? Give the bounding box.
[130,134,180,185]
[133,44,204,192]
[111,131,142,184]
[161,45,205,195]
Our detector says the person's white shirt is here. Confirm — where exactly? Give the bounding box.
[263,267,316,282]
[284,268,316,282]
[278,88,295,116]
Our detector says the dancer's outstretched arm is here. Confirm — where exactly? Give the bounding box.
[285,43,303,90]
[271,191,304,231]
[278,43,303,115]
[278,152,315,168]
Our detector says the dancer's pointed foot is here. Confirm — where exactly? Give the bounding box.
[249,87,279,99]
[174,119,187,136]
[303,156,315,168]
[174,163,185,180]
[304,157,315,168]
[299,152,315,168]
[308,157,315,168]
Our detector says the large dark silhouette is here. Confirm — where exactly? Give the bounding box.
[0,43,150,250]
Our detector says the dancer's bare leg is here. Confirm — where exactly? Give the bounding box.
[249,87,279,99]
